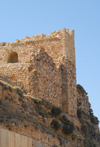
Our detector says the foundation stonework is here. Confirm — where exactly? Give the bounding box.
[0,28,77,116]
[0,128,32,147]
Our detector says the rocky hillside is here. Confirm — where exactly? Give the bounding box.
[0,80,100,147]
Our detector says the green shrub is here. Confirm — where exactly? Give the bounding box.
[80,120,97,140]
[63,123,75,135]
[86,121,97,139]
[13,86,23,97]
[51,106,62,117]
[77,108,89,119]
[34,101,47,118]
[77,108,83,118]
[77,84,87,95]
[34,98,42,104]
[77,99,82,107]
[71,134,77,140]
[90,114,99,125]
[38,110,47,117]
[51,119,61,131]
[89,108,99,125]
[31,97,42,104]
[81,124,88,137]
[60,116,75,135]
[83,138,97,147]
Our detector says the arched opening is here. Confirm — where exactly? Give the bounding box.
[7,52,18,63]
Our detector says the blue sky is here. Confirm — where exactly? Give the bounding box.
[0,0,100,126]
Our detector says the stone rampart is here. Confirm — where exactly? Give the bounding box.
[0,127,32,147]
[0,28,77,116]
[0,28,75,64]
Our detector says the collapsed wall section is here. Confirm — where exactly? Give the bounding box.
[27,49,62,107]
[26,49,77,116]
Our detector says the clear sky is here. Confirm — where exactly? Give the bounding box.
[0,0,100,127]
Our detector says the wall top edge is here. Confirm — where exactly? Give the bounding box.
[0,28,74,46]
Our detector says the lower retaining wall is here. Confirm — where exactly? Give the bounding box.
[0,128,32,147]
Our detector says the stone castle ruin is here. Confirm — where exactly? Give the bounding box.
[0,28,77,116]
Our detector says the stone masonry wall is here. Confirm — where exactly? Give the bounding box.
[0,28,77,116]
[61,57,77,115]
[0,127,32,147]
[0,63,30,89]
[0,28,75,64]
[27,49,62,107]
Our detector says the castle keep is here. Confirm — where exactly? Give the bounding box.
[0,28,77,116]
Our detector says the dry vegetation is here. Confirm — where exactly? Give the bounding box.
[0,80,100,147]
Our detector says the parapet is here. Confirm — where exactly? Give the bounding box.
[0,28,74,45]
[0,28,75,64]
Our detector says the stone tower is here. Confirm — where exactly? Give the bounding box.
[0,28,77,116]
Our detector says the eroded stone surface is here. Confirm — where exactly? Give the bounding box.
[0,28,76,116]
